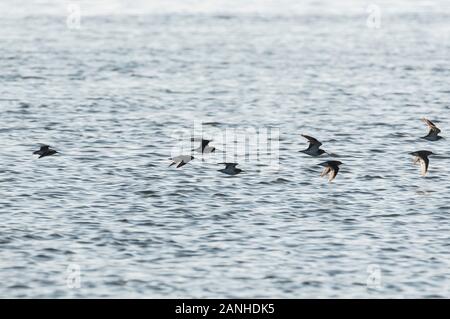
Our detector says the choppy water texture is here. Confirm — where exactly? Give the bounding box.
[1,0,450,298]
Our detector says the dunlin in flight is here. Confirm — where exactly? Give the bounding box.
[410,150,433,176]
[300,134,326,157]
[421,118,442,141]
[318,160,342,182]
[218,163,242,175]
[169,155,194,168]
[33,144,57,159]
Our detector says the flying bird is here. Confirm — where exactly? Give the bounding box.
[192,138,216,154]
[33,144,57,159]
[218,163,242,175]
[300,134,326,157]
[318,160,342,182]
[410,150,433,176]
[169,155,194,168]
[421,118,442,141]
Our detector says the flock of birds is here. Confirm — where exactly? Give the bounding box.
[33,117,442,182]
[299,117,441,181]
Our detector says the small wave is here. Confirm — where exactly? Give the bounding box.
[8,284,29,289]
[361,175,384,180]
[20,75,46,80]
[203,122,222,126]
[137,190,158,197]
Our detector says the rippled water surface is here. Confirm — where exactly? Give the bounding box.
[1,0,450,298]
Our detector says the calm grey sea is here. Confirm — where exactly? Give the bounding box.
[1,0,450,298]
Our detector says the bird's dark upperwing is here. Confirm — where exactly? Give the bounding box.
[201,139,210,151]
[301,134,322,150]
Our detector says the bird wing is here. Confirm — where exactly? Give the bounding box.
[176,161,187,168]
[422,118,441,134]
[320,166,331,177]
[204,146,216,153]
[40,145,50,151]
[302,134,322,150]
[328,166,339,182]
[201,139,211,150]
[419,156,429,176]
